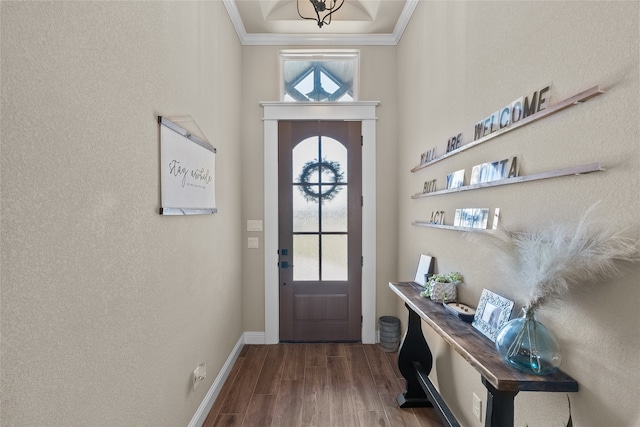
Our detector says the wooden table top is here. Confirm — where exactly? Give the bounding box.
[389,281,578,393]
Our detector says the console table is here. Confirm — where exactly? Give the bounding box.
[389,281,578,427]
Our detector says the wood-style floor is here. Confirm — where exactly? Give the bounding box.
[203,343,444,427]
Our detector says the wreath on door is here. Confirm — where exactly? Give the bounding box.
[297,158,344,203]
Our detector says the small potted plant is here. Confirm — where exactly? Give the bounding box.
[420,271,462,303]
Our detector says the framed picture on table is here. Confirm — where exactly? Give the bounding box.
[472,289,514,342]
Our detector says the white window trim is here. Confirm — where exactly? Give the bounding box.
[261,101,378,344]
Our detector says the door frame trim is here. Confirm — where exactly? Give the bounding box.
[261,101,379,344]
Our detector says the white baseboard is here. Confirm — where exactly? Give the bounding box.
[188,333,246,427]
[243,331,266,344]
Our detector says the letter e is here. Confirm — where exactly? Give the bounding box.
[483,117,492,137]
[537,86,550,112]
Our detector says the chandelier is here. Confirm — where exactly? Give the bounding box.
[297,0,345,28]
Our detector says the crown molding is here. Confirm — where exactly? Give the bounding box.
[223,0,418,46]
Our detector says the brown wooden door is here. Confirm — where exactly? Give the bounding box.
[278,121,362,342]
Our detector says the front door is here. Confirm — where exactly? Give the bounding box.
[278,121,362,342]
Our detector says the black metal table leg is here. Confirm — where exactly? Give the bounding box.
[396,303,434,408]
[482,377,518,427]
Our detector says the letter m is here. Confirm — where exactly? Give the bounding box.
[523,92,538,118]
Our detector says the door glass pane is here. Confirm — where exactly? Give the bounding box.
[293,186,319,232]
[320,137,347,182]
[293,137,319,184]
[322,235,348,280]
[293,235,319,281]
[321,185,347,232]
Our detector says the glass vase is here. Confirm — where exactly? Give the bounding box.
[495,307,562,375]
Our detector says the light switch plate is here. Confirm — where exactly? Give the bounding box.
[247,220,263,232]
[248,237,259,249]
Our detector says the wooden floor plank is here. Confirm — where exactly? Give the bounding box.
[272,379,304,427]
[345,345,383,411]
[219,345,268,414]
[254,344,287,395]
[363,345,402,394]
[325,343,345,357]
[379,393,422,427]
[204,356,247,426]
[305,343,326,366]
[239,345,252,357]
[281,343,306,380]
[413,406,446,426]
[301,365,330,427]
[344,345,368,377]
[211,414,242,427]
[327,356,359,427]
[358,410,390,427]
[242,394,277,427]
[385,350,404,380]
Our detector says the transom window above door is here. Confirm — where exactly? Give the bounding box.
[280,50,359,102]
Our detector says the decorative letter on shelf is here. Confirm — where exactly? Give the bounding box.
[159,116,217,215]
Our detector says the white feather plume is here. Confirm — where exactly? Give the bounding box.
[477,205,639,311]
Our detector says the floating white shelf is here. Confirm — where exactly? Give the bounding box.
[411,163,604,199]
[411,86,604,173]
[410,222,495,232]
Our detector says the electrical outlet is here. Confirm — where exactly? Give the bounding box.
[200,363,206,380]
[248,237,259,249]
[192,366,201,391]
[192,363,207,391]
[472,392,482,422]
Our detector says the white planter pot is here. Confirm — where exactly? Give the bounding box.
[428,281,458,303]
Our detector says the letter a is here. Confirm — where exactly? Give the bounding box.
[508,157,519,178]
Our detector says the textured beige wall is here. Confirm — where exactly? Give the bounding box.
[1,2,242,426]
[4,1,638,425]
[397,1,639,426]
[240,46,400,332]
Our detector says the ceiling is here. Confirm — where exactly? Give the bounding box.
[223,0,418,45]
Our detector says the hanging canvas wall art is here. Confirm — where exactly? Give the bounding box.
[158,116,217,215]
